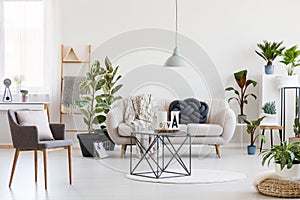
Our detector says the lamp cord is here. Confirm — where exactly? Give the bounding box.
[175,0,178,48]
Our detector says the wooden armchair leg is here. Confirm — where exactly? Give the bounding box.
[121,144,127,158]
[67,146,72,185]
[215,144,221,158]
[43,149,48,190]
[9,148,20,187]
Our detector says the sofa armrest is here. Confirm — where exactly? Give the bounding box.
[217,108,236,142]
[106,105,124,144]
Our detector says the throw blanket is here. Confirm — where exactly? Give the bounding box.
[169,98,209,124]
[124,94,154,131]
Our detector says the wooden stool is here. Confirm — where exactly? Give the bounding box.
[260,125,283,152]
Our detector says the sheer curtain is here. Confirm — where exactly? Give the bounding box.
[4,1,44,91]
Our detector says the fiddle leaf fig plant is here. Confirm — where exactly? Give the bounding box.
[75,57,123,133]
[225,69,257,117]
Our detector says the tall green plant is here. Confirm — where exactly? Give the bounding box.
[280,45,300,75]
[255,41,285,66]
[75,57,123,133]
[225,69,257,115]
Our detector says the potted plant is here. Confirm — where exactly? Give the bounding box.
[277,45,300,88]
[260,101,278,125]
[255,40,285,74]
[20,89,29,102]
[75,57,123,157]
[225,69,257,123]
[261,141,300,180]
[245,116,266,155]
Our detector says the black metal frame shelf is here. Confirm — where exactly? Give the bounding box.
[280,86,300,141]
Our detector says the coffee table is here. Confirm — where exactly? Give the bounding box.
[130,131,191,179]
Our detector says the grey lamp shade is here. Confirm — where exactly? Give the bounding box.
[164,47,190,67]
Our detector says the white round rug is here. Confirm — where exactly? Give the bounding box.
[126,169,247,184]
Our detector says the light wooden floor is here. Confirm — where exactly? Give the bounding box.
[0,145,274,200]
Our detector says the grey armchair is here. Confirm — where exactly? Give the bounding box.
[7,109,73,190]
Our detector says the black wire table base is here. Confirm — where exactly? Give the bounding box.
[130,132,191,179]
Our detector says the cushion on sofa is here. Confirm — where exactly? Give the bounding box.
[187,124,223,136]
[169,98,209,124]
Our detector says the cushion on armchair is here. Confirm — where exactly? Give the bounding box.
[16,110,54,141]
[169,98,209,124]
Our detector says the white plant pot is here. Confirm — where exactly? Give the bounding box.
[276,75,299,88]
[275,163,300,180]
[260,113,278,126]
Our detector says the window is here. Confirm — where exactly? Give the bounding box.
[3,0,44,92]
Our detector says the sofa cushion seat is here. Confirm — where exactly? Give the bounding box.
[187,123,223,136]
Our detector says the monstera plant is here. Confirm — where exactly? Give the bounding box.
[225,69,257,123]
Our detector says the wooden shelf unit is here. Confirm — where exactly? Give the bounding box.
[60,44,91,132]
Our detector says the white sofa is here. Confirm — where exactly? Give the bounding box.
[106,98,236,158]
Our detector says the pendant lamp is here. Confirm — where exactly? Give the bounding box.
[164,0,190,67]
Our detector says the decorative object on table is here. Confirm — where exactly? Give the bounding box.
[20,89,29,102]
[156,111,168,129]
[168,98,209,124]
[245,116,265,155]
[3,78,12,102]
[255,40,285,75]
[225,69,257,123]
[164,0,190,67]
[277,45,300,88]
[260,101,278,125]
[170,111,180,130]
[75,57,123,157]
[261,141,300,180]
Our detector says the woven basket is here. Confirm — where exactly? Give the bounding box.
[257,178,300,198]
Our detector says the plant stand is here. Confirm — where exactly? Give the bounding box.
[259,125,283,152]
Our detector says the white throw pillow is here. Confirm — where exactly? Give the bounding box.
[16,110,54,141]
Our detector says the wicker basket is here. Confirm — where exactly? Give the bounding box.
[257,178,300,198]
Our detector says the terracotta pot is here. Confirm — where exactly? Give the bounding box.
[21,95,28,102]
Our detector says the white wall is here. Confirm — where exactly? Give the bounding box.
[53,0,300,145]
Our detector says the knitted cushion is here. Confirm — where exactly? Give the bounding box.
[169,98,209,124]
